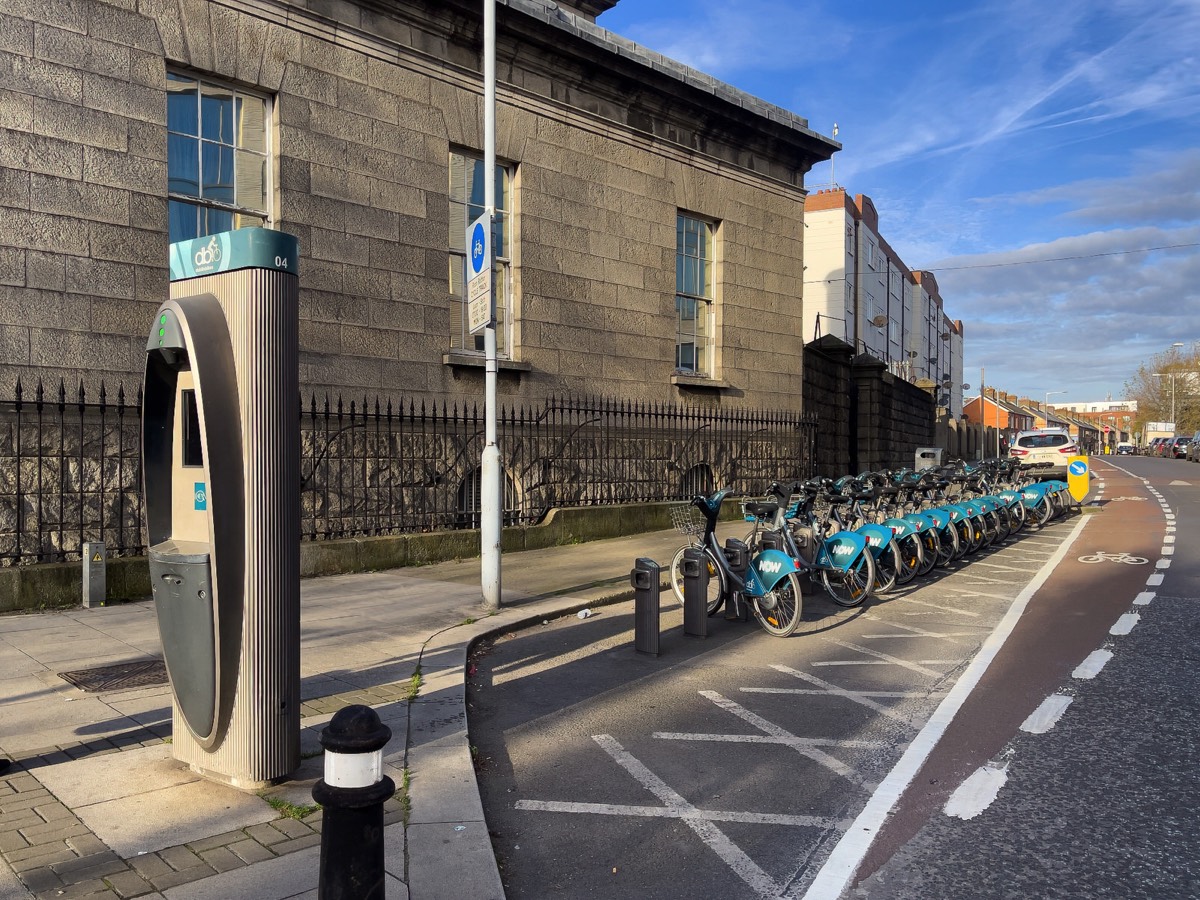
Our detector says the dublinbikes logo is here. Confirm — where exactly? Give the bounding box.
[193,236,223,272]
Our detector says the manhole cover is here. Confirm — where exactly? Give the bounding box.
[59,659,169,693]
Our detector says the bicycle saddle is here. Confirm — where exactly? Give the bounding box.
[744,501,779,518]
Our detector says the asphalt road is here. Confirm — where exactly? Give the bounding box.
[466,470,1152,899]
[853,456,1200,899]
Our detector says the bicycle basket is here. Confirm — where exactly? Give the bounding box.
[671,502,705,536]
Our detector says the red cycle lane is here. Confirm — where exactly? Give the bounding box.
[854,460,1164,886]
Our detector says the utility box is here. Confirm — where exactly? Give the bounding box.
[142,228,300,789]
[915,448,943,470]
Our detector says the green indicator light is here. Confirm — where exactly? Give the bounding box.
[160,314,167,324]
[158,328,165,337]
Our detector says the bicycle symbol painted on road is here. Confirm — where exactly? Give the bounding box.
[1078,551,1149,565]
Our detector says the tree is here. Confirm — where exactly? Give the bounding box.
[1125,344,1200,437]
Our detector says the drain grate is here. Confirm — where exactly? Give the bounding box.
[59,659,169,693]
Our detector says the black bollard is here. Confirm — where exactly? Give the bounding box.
[312,705,396,900]
[632,557,660,656]
[681,547,708,638]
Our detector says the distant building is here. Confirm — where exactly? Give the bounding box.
[804,189,964,415]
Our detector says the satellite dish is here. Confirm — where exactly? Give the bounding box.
[962,384,971,390]
[869,315,888,327]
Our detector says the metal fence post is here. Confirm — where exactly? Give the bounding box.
[631,557,660,656]
[682,547,708,638]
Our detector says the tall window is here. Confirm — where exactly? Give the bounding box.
[676,214,714,376]
[166,72,271,243]
[449,151,512,355]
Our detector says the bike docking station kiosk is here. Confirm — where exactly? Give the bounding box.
[142,227,300,789]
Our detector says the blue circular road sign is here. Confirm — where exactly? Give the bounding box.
[469,221,487,276]
[1068,460,1088,476]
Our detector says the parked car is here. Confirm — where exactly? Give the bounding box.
[1168,436,1190,458]
[1115,441,1134,455]
[1009,428,1077,477]
[1146,437,1167,456]
[1188,431,1200,462]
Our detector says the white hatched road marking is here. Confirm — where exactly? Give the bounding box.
[895,595,983,617]
[819,640,947,678]
[860,615,974,643]
[757,663,945,726]
[592,734,781,896]
[686,691,871,786]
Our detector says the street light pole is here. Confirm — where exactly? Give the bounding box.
[1044,390,1066,424]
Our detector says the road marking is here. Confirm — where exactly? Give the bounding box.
[1110,613,1140,635]
[1133,592,1155,605]
[899,594,984,616]
[1148,573,1165,585]
[1161,545,1175,556]
[943,763,1008,820]
[515,798,835,828]
[695,691,869,786]
[1164,534,1176,543]
[593,733,781,896]
[1169,480,1191,486]
[859,617,973,643]
[822,640,946,677]
[762,664,940,726]
[1021,693,1073,733]
[800,514,1089,900]
[1073,650,1113,679]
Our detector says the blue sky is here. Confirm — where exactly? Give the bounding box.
[597,0,1200,405]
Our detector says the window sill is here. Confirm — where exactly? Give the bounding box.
[671,373,733,391]
[442,351,532,373]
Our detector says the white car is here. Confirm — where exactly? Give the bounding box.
[1008,428,1077,478]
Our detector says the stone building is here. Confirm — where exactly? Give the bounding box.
[0,0,837,410]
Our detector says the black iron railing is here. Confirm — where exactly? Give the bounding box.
[1,381,818,565]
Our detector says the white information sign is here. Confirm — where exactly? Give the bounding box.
[466,212,493,335]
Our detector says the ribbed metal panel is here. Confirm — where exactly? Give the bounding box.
[169,267,299,789]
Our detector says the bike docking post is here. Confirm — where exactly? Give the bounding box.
[682,546,708,638]
[632,558,660,656]
[722,539,750,621]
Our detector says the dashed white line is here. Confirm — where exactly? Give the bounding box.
[1110,613,1140,635]
[1134,592,1155,606]
[943,763,1008,820]
[1073,650,1113,679]
[1021,694,1073,733]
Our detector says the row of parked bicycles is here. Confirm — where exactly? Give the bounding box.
[668,457,1080,638]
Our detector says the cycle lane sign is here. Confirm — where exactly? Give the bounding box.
[1067,455,1089,501]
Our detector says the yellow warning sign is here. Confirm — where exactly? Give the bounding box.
[92,553,103,562]
[1067,455,1090,502]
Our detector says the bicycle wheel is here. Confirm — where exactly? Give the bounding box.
[872,540,901,594]
[1007,502,1026,534]
[1033,494,1053,527]
[895,533,924,584]
[821,549,875,608]
[935,525,958,567]
[752,572,803,637]
[669,544,725,615]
